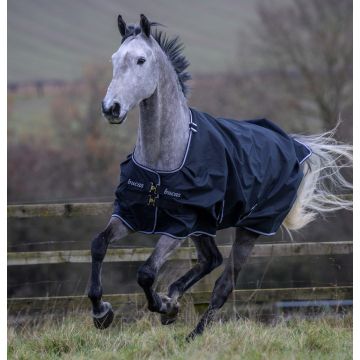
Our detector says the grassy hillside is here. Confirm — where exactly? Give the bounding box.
[8,313,352,359]
[8,0,266,82]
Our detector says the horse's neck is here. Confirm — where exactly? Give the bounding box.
[134,62,190,171]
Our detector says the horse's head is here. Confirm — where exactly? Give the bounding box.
[102,14,159,124]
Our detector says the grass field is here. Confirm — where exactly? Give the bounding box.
[8,0,272,82]
[8,313,352,359]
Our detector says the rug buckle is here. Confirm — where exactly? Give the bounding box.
[149,183,158,194]
[147,195,156,206]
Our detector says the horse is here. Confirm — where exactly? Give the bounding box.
[88,14,352,341]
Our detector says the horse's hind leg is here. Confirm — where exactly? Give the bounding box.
[186,228,258,341]
[88,216,131,329]
[161,235,223,325]
[137,235,184,314]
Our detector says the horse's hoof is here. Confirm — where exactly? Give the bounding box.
[92,302,114,330]
[161,312,178,325]
[185,331,196,343]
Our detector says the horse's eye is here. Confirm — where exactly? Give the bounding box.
[137,57,146,65]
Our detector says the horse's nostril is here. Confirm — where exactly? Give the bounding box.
[112,102,120,118]
[112,103,120,117]
[101,101,121,119]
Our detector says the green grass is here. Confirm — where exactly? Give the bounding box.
[8,313,352,359]
[8,0,265,82]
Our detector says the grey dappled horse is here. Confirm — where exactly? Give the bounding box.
[88,14,352,341]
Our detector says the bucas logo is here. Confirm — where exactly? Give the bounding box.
[127,178,144,189]
[164,188,181,198]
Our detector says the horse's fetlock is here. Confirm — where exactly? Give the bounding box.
[88,285,102,301]
[168,283,181,298]
[90,233,109,260]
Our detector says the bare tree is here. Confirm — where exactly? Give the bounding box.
[253,0,352,129]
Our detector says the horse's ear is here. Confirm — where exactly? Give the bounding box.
[140,14,151,37]
[118,15,127,37]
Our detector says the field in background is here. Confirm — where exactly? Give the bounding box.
[8,313,352,360]
[8,0,271,82]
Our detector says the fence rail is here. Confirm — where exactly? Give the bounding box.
[8,202,113,218]
[7,202,353,315]
[7,241,353,266]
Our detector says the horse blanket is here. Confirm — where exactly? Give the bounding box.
[112,108,312,238]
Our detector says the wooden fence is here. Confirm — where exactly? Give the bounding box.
[7,202,353,315]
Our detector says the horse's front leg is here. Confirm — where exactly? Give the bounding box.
[137,235,184,313]
[88,216,131,329]
[186,228,259,341]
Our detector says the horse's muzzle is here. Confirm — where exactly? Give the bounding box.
[101,101,127,124]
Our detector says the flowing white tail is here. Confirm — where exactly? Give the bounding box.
[283,125,353,232]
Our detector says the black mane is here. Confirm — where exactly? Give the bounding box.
[122,24,191,96]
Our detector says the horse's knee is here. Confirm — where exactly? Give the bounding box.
[91,218,129,258]
[90,232,109,261]
[137,264,155,288]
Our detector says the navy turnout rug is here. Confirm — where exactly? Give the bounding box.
[112,108,312,239]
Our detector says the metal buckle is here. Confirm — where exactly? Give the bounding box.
[147,182,158,206]
[148,195,156,206]
[149,183,157,194]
